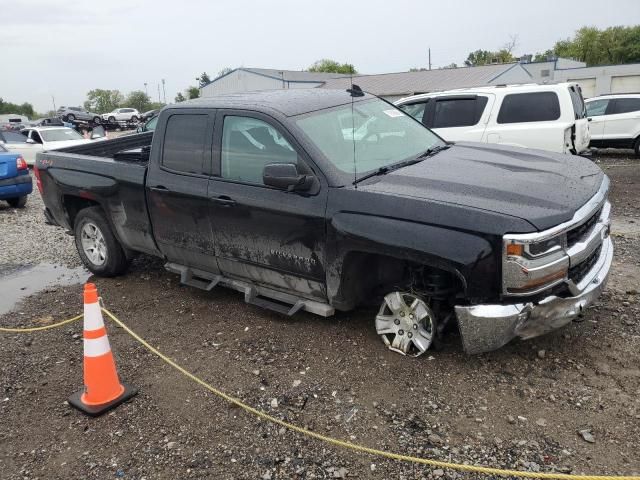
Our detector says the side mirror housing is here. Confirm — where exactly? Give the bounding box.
[263,163,313,192]
[26,138,36,144]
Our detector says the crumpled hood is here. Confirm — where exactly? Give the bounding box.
[358,142,605,231]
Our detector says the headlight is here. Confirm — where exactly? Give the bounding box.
[503,235,569,295]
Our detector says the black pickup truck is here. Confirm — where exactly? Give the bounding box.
[35,89,613,355]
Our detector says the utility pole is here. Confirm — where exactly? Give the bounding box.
[51,95,56,113]
[428,48,432,71]
[144,83,148,97]
[157,83,161,104]
[161,79,166,104]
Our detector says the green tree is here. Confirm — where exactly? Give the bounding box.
[552,25,640,65]
[196,72,211,88]
[175,92,186,103]
[0,98,36,118]
[465,48,514,66]
[308,59,357,74]
[186,86,200,100]
[124,90,151,112]
[533,49,555,62]
[84,89,124,113]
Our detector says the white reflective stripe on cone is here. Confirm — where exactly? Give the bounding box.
[84,336,111,357]
[84,302,105,331]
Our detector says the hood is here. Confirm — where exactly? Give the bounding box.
[358,142,605,231]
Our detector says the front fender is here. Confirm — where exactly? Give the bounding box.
[326,212,499,306]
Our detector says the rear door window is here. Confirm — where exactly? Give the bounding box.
[586,99,609,116]
[612,98,640,114]
[431,97,488,128]
[1,131,28,143]
[497,92,561,123]
[162,114,209,174]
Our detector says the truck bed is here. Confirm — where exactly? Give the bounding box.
[56,131,153,162]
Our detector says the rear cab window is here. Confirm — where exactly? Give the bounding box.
[497,92,560,124]
[162,114,209,174]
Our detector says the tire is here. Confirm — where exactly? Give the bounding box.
[131,116,138,123]
[74,207,130,277]
[7,196,27,208]
[634,137,640,157]
[108,116,116,123]
[93,116,101,124]
[67,114,76,121]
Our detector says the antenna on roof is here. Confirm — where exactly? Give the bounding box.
[347,72,361,188]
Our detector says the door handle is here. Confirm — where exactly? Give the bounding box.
[210,195,236,207]
[150,185,169,192]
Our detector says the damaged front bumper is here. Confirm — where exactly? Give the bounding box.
[455,236,613,354]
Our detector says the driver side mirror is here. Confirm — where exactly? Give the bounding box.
[263,163,313,192]
[26,138,36,144]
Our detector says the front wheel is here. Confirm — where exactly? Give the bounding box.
[108,116,116,123]
[93,116,101,124]
[375,291,436,357]
[7,196,27,208]
[131,116,138,123]
[634,137,640,157]
[67,114,76,121]
[74,207,130,276]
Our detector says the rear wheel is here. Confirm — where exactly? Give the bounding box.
[74,207,130,276]
[375,291,436,357]
[7,196,27,208]
[108,116,116,123]
[67,114,76,121]
[131,115,138,123]
[93,116,101,124]
[634,137,640,157]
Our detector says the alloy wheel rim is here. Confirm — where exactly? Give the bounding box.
[80,222,107,266]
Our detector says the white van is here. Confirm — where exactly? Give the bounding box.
[395,83,590,154]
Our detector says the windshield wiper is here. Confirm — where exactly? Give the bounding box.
[352,144,451,185]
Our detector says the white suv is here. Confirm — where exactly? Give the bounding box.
[585,94,640,156]
[101,108,140,123]
[395,83,590,154]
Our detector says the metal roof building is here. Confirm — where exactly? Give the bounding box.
[319,63,534,102]
[200,68,348,97]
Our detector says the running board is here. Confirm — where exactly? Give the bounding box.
[165,263,334,317]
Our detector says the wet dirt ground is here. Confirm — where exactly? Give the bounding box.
[0,152,639,480]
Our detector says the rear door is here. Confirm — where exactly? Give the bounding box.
[585,98,610,140]
[207,110,328,299]
[603,97,640,142]
[424,95,492,142]
[146,109,220,273]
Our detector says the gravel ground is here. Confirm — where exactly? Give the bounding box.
[0,152,639,480]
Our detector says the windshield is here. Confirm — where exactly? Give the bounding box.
[295,98,443,177]
[40,128,84,142]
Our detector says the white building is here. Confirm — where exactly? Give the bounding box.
[551,62,640,98]
[200,68,348,97]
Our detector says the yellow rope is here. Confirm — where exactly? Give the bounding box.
[0,314,82,332]
[2,308,639,480]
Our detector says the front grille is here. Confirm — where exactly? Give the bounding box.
[569,245,602,284]
[567,208,601,248]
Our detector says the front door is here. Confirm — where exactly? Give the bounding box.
[585,98,609,141]
[207,111,328,300]
[146,109,220,273]
[603,98,640,142]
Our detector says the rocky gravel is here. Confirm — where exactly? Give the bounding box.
[0,153,639,479]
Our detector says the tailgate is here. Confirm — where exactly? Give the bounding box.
[0,153,18,180]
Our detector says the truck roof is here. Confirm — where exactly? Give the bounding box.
[176,89,374,117]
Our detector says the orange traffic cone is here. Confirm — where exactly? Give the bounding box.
[69,283,137,417]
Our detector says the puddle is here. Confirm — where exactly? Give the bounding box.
[0,263,91,315]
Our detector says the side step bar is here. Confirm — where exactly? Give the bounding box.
[165,263,335,318]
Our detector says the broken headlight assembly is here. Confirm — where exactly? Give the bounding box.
[502,234,569,296]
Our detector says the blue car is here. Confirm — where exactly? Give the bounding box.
[0,143,32,208]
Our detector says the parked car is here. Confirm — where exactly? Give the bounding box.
[585,94,640,156]
[56,106,102,124]
[0,144,32,208]
[395,83,590,154]
[101,108,140,123]
[36,89,612,356]
[140,109,159,122]
[0,127,92,165]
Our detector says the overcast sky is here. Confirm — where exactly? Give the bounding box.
[2,0,639,113]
